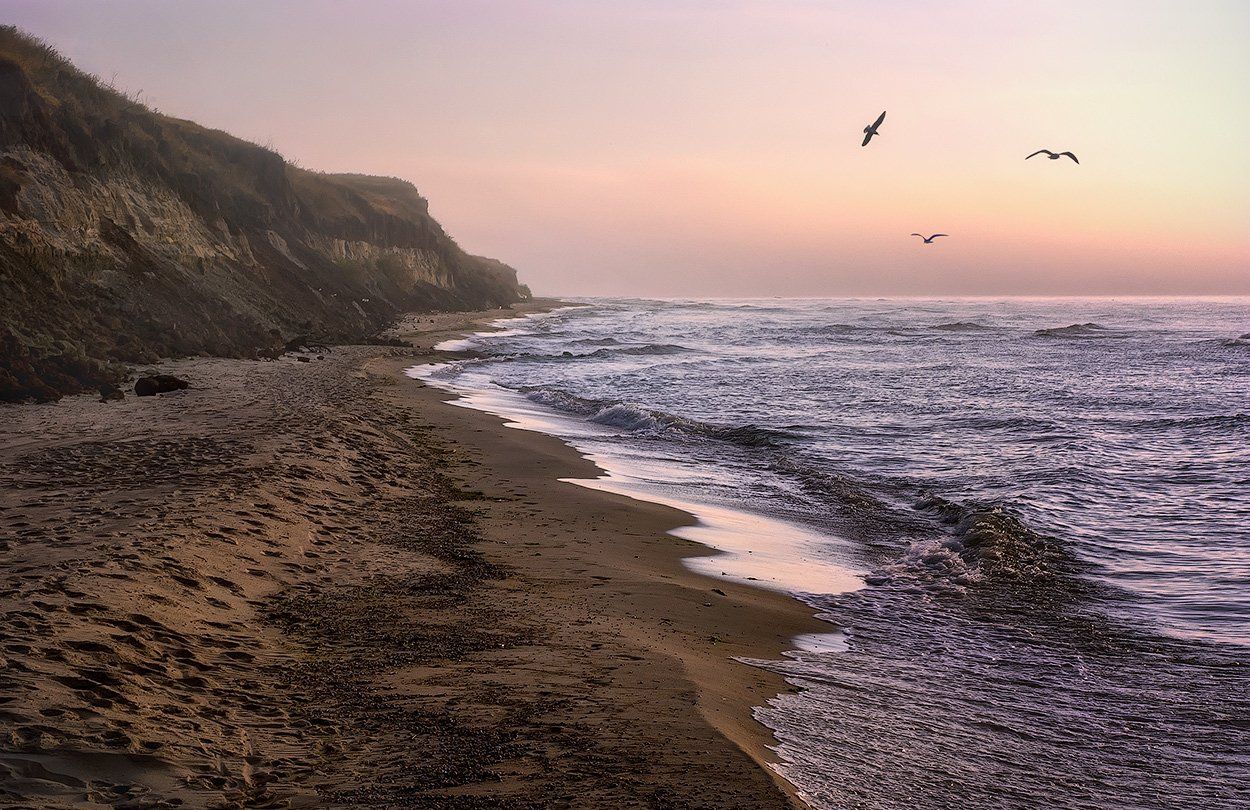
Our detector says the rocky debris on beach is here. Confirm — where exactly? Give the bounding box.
[284,336,333,354]
[98,383,124,402]
[134,374,189,397]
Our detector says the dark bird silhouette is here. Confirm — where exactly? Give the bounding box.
[910,233,948,244]
[1026,149,1079,164]
[862,111,886,146]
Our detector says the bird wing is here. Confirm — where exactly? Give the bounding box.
[872,110,886,129]
[1025,150,1052,160]
[910,233,924,238]
[930,234,948,239]
[1059,152,1079,164]
[862,131,875,147]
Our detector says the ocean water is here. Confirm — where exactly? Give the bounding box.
[411,298,1250,809]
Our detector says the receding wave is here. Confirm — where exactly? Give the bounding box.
[518,386,794,447]
[1034,322,1111,337]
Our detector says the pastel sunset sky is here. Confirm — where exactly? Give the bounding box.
[3,0,1248,295]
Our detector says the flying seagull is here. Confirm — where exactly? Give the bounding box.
[1026,149,1079,164]
[910,233,948,244]
[862,111,886,146]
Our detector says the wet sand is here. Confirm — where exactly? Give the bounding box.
[0,301,830,808]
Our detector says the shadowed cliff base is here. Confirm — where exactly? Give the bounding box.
[0,26,529,402]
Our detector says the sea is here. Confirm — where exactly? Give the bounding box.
[409,297,1250,810]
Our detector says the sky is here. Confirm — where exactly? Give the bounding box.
[2,0,1248,296]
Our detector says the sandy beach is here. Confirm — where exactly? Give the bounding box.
[4,8,1245,808]
[0,300,829,808]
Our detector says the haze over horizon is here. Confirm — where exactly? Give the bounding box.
[3,0,1247,296]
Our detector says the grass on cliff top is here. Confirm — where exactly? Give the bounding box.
[0,25,479,256]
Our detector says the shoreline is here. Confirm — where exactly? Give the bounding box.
[387,301,845,806]
[0,299,831,807]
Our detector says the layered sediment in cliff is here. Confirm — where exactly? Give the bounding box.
[0,26,529,401]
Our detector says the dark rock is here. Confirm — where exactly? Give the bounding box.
[296,356,311,363]
[285,335,331,354]
[98,383,124,402]
[134,374,189,396]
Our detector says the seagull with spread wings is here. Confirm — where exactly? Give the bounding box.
[1026,149,1079,164]
[862,111,886,146]
[911,233,948,244]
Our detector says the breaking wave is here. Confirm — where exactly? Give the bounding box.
[525,343,698,361]
[420,296,1250,810]
[930,321,993,331]
[519,386,795,448]
[441,343,697,365]
[586,343,694,357]
[862,495,1079,594]
[1034,322,1112,337]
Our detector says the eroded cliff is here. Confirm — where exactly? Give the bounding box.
[0,26,529,401]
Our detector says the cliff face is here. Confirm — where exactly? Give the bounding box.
[0,27,530,401]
